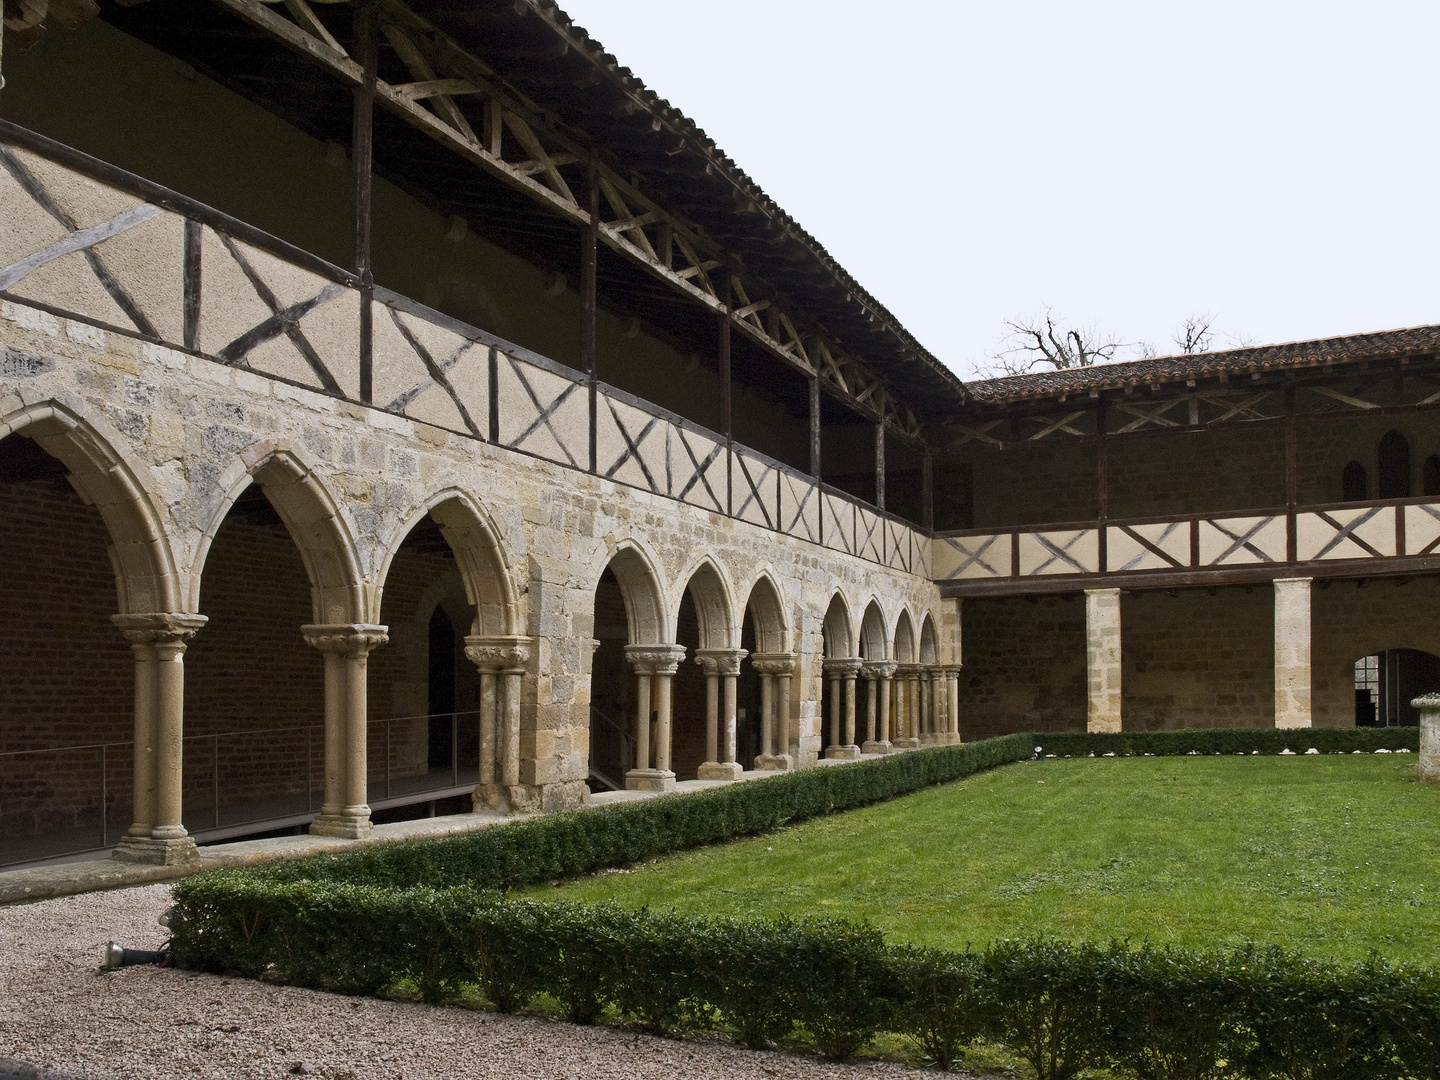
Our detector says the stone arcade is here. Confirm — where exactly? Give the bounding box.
[1,0,1437,869]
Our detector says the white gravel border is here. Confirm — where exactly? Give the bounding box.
[0,885,962,1080]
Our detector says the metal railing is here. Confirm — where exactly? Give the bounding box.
[587,706,634,792]
[0,711,482,868]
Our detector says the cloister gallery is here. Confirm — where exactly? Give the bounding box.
[2,0,1438,868]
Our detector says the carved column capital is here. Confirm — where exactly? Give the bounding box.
[625,643,688,675]
[111,612,208,648]
[464,634,534,673]
[750,652,797,677]
[822,657,864,678]
[302,623,389,658]
[861,660,898,681]
[695,647,746,676]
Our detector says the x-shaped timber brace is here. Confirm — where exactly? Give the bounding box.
[222,0,926,453]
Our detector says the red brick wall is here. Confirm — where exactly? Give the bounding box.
[0,463,133,854]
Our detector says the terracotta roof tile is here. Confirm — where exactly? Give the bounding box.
[964,323,1440,404]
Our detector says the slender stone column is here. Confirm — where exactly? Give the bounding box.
[697,648,746,780]
[111,613,207,865]
[919,668,939,745]
[751,653,796,770]
[827,667,842,749]
[823,658,863,759]
[892,663,921,748]
[624,644,685,790]
[1085,588,1122,733]
[303,624,388,837]
[861,660,897,754]
[464,635,534,811]
[1414,694,1440,784]
[946,667,962,744]
[1273,577,1313,730]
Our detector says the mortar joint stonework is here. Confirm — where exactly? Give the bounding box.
[694,647,746,676]
[624,643,688,675]
[301,624,390,657]
[822,657,865,677]
[749,652,797,676]
[861,660,899,680]
[464,634,534,673]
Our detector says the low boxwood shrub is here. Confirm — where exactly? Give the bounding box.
[232,733,1036,894]
[890,945,989,1071]
[981,939,1116,1080]
[1033,727,1418,759]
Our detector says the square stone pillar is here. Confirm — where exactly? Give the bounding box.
[464,635,534,811]
[1085,588,1122,733]
[1274,577,1312,730]
[946,667,962,744]
[110,613,207,865]
[696,648,746,781]
[1414,694,1440,783]
[624,644,686,790]
[303,624,389,838]
[861,660,897,754]
[823,658,863,759]
[751,652,796,771]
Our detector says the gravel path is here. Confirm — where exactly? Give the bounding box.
[0,885,956,1080]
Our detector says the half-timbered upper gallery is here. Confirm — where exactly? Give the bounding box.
[0,0,1434,868]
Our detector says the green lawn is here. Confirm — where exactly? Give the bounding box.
[536,755,1440,961]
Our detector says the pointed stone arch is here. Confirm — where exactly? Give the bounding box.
[676,557,736,650]
[894,609,917,664]
[919,613,939,664]
[194,440,364,625]
[378,490,521,637]
[0,401,180,614]
[822,592,854,658]
[859,600,888,660]
[741,571,789,654]
[600,541,668,645]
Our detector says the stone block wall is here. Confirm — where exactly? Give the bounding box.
[956,594,1086,738]
[0,297,941,826]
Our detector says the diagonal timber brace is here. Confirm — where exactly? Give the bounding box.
[228,0,925,442]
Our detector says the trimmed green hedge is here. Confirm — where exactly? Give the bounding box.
[167,731,1434,1076]
[236,733,1036,892]
[168,877,1440,1078]
[1032,726,1419,758]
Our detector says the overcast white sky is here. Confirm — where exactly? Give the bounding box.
[558,1,1440,378]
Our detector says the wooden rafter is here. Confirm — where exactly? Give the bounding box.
[222,0,924,440]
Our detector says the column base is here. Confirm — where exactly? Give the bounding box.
[697,761,743,781]
[861,740,892,755]
[308,812,373,839]
[919,732,942,746]
[111,834,200,865]
[753,753,792,772]
[1086,720,1123,734]
[943,732,963,746]
[625,768,676,792]
[891,738,921,749]
[1274,720,1312,731]
[824,744,861,760]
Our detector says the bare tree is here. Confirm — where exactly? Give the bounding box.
[1174,313,1214,355]
[982,309,1127,377]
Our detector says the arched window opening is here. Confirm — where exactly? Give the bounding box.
[0,435,132,867]
[1378,430,1411,499]
[671,588,705,780]
[1424,454,1440,498]
[1341,461,1367,502]
[587,568,631,793]
[1355,649,1440,726]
